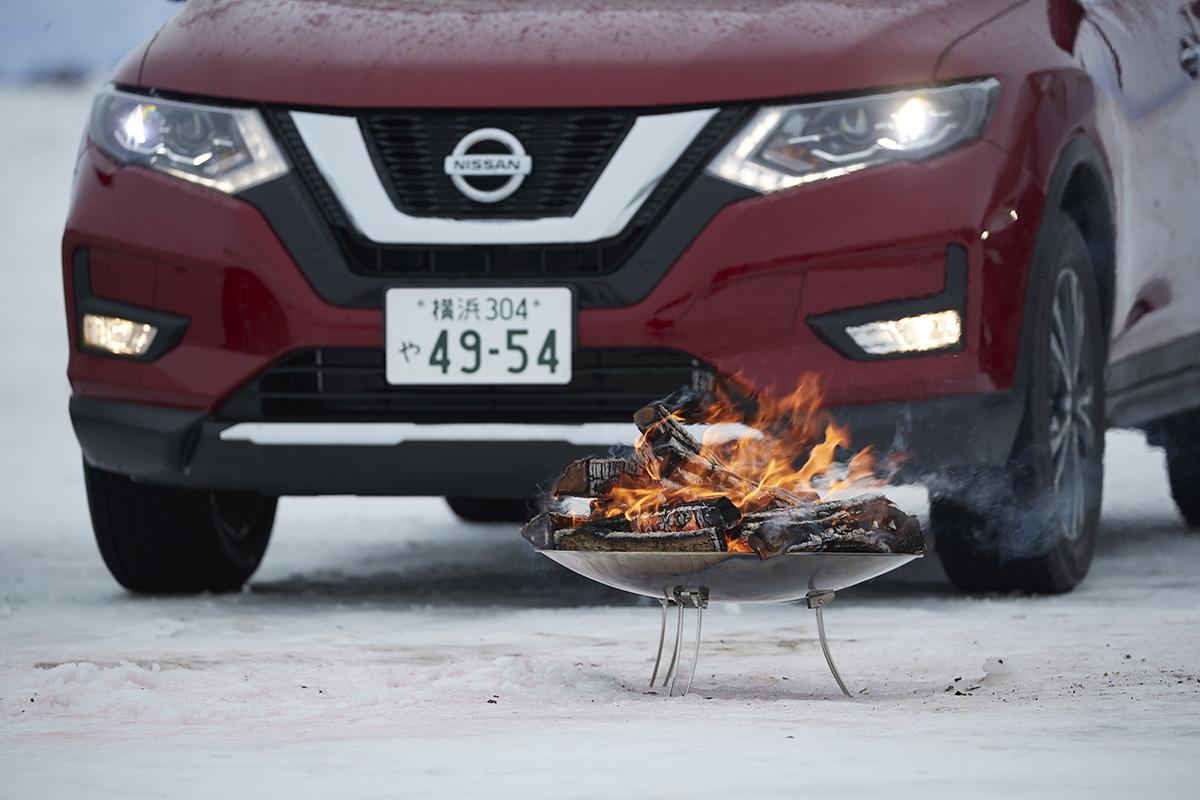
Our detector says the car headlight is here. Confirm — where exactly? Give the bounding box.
[707,79,999,193]
[88,87,288,194]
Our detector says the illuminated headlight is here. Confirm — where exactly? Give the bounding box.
[707,79,998,192]
[845,310,962,355]
[88,87,288,194]
[81,314,158,357]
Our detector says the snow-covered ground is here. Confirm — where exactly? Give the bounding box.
[2,85,1198,799]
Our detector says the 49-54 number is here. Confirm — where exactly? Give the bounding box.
[428,329,559,375]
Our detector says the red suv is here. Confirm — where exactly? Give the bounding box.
[64,0,1200,595]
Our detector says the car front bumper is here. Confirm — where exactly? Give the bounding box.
[63,125,1042,494]
[71,392,1023,495]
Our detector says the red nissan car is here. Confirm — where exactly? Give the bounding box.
[64,0,1200,595]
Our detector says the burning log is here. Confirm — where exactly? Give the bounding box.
[521,512,596,549]
[652,448,817,509]
[524,498,740,544]
[629,497,741,533]
[633,401,815,510]
[739,495,923,558]
[525,384,924,559]
[553,456,642,497]
[634,402,704,456]
[524,496,920,558]
[554,525,727,553]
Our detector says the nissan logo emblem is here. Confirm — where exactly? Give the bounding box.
[443,128,533,203]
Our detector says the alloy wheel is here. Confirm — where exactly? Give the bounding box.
[1046,269,1095,541]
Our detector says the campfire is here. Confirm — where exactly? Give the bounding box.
[524,377,924,557]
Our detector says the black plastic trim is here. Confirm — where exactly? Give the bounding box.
[240,173,755,309]
[830,390,1024,480]
[71,248,189,362]
[121,76,1002,126]
[71,395,204,481]
[69,390,1023,494]
[1107,332,1200,428]
[806,245,968,361]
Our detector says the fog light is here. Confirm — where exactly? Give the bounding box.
[844,310,961,355]
[81,313,158,357]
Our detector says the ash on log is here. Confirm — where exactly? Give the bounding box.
[553,525,727,553]
[523,498,739,550]
[629,497,741,533]
[740,495,923,558]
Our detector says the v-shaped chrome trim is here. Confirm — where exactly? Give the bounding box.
[290,107,717,245]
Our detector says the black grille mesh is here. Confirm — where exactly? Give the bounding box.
[361,111,632,219]
[220,348,710,424]
[270,108,749,280]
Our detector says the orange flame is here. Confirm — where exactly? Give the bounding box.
[592,374,885,523]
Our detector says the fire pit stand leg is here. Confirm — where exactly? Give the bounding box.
[807,591,853,698]
[649,596,670,687]
[649,587,709,697]
[684,592,704,697]
[664,599,685,693]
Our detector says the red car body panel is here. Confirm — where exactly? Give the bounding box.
[124,0,1013,108]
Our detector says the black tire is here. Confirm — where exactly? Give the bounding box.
[84,463,276,594]
[1161,408,1200,527]
[932,218,1106,594]
[445,496,532,523]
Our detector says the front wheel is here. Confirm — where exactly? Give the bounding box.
[84,463,276,594]
[933,218,1106,594]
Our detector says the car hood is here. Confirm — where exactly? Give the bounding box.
[129,0,1010,108]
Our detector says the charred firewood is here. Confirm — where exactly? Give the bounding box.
[553,456,644,497]
[650,447,814,510]
[521,512,590,549]
[633,401,815,510]
[553,524,727,553]
[629,497,741,533]
[528,391,923,556]
[634,402,703,456]
[740,495,923,558]
[522,507,644,549]
[648,384,713,423]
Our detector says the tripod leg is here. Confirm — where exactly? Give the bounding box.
[807,591,852,698]
[663,600,684,692]
[649,597,669,687]
[683,601,703,697]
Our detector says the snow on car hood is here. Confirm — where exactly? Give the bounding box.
[126,0,1014,108]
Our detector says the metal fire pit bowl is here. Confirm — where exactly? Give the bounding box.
[538,550,920,698]
[540,551,917,603]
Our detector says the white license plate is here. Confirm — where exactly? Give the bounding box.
[385,287,573,385]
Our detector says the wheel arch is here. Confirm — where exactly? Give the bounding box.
[1013,133,1116,399]
[1056,147,1117,340]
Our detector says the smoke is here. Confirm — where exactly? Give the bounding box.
[926,464,1094,563]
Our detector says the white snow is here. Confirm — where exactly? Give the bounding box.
[2,85,1199,800]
